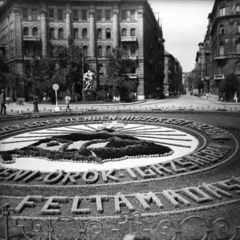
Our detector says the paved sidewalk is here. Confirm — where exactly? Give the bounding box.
[201,94,240,105]
[1,94,240,117]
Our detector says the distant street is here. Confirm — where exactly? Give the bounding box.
[3,93,240,114]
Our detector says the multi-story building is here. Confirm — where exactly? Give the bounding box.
[0,0,164,101]
[164,50,182,96]
[196,0,240,98]
[195,40,211,95]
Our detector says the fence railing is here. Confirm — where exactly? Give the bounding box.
[6,104,240,116]
[1,203,240,240]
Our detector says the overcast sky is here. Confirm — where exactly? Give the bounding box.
[148,0,215,72]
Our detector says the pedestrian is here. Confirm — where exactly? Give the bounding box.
[0,89,6,115]
[233,92,238,103]
[206,93,209,99]
[65,95,71,111]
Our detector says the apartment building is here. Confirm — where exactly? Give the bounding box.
[0,0,165,100]
[196,0,240,98]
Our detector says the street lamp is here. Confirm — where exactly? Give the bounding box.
[30,56,39,113]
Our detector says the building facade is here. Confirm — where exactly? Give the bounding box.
[0,0,164,101]
[164,50,183,96]
[196,0,240,98]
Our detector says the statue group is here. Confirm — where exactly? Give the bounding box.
[83,70,94,90]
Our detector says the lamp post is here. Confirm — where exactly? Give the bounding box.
[30,56,39,113]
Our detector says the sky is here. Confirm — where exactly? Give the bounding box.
[148,0,215,72]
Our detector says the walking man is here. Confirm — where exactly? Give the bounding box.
[0,89,6,115]
[65,95,71,111]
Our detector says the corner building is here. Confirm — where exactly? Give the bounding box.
[0,0,164,100]
[207,0,240,96]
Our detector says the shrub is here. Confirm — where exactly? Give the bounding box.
[82,89,96,101]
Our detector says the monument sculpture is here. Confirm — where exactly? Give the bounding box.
[83,70,94,90]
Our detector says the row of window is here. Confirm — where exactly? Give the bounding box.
[23,26,38,36]
[219,5,240,16]
[219,24,240,35]
[22,8,137,21]
[22,26,137,40]
[218,42,240,55]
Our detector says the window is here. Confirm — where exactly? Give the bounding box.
[82,28,87,39]
[219,45,225,55]
[122,10,127,20]
[237,43,240,53]
[130,28,136,36]
[130,10,135,21]
[32,9,38,19]
[106,28,111,39]
[58,9,63,20]
[33,46,38,56]
[97,28,102,39]
[32,27,38,36]
[122,28,127,36]
[23,27,29,36]
[58,28,64,39]
[130,45,136,57]
[106,45,111,55]
[97,10,102,21]
[236,5,240,14]
[83,45,88,57]
[237,24,240,33]
[24,46,29,56]
[219,25,225,35]
[73,28,79,39]
[235,62,240,74]
[82,10,87,20]
[220,7,226,16]
[49,9,54,19]
[105,9,111,20]
[73,9,79,21]
[98,46,102,57]
[22,8,28,19]
[25,64,30,75]
[49,28,55,39]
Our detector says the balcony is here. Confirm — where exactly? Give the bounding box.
[121,36,137,42]
[122,56,138,61]
[214,55,226,61]
[23,55,41,61]
[125,73,138,79]
[213,74,225,80]
[23,36,41,41]
[129,56,138,60]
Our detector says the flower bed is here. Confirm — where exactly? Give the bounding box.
[0,132,172,164]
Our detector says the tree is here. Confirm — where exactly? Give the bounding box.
[219,73,238,101]
[33,57,56,100]
[0,54,9,89]
[52,38,84,95]
[0,54,25,100]
[187,69,201,92]
[105,47,138,101]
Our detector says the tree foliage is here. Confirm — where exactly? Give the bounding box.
[187,69,201,91]
[52,39,84,94]
[27,39,85,101]
[32,57,56,98]
[0,54,9,89]
[218,73,238,101]
[105,47,138,101]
